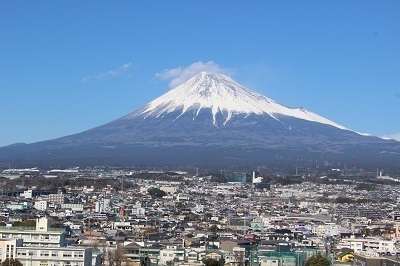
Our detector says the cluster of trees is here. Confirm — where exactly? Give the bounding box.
[335,196,393,204]
[1,176,138,191]
[147,187,167,198]
[0,259,23,266]
[10,220,36,227]
[0,220,36,227]
[202,258,225,266]
[106,248,125,266]
[305,253,330,266]
[130,172,184,182]
[359,227,387,237]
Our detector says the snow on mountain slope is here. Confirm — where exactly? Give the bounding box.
[126,72,347,130]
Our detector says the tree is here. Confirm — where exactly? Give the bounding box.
[147,187,166,198]
[372,228,382,236]
[203,258,219,266]
[113,247,125,266]
[12,220,36,227]
[233,249,245,266]
[305,253,330,266]
[209,224,219,233]
[107,246,125,266]
[1,259,23,266]
[51,223,64,228]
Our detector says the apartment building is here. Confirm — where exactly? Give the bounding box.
[0,238,98,266]
[0,217,66,247]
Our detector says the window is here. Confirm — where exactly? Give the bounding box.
[74,252,84,258]
[63,252,72,257]
[40,251,50,257]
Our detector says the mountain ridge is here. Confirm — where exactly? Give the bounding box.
[0,72,399,169]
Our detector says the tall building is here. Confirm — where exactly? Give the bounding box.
[0,217,101,265]
[0,238,98,266]
[395,214,400,238]
[0,217,66,247]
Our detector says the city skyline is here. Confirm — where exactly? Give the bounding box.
[1,1,399,147]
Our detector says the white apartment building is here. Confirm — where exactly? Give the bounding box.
[16,245,97,266]
[0,217,66,247]
[340,237,396,253]
[159,245,185,265]
[314,222,340,236]
[160,186,178,194]
[34,201,49,211]
[0,238,23,262]
[94,199,111,213]
[60,204,84,212]
[47,193,66,204]
[20,190,33,199]
[0,238,98,266]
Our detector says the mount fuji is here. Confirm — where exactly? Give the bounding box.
[1,72,399,169]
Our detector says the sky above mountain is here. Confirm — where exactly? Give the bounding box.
[0,1,399,146]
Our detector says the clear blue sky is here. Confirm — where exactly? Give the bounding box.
[1,1,399,147]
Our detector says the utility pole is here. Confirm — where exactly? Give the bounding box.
[29,251,33,266]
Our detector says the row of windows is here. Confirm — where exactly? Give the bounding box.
[40,262,83,266]
[0,234,60,240]
[6,244,14,259]
[17,251,84,258]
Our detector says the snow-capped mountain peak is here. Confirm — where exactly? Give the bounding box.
[130,72,347,130]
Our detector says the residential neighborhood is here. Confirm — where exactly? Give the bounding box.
[1,167,400,266]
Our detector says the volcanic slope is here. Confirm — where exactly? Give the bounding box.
[1,72,399,168]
